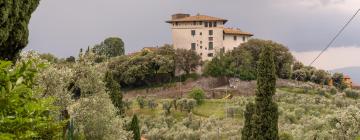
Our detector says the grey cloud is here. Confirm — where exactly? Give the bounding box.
[26,0,360,58]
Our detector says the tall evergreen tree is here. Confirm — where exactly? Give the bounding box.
[253,46,279,140]
[130,115,141,140]
[241,102,255,140]
[241,46,279,140]
[0,0,40,61]
[104,71,125,116]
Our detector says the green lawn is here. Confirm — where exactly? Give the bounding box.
[193,99,227,118]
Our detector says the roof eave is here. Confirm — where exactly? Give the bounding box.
[166,19,228,23]
[224,33,254,36]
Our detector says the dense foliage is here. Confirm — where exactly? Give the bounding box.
[291,62,332,85]
[105,71,125,116]
[204,39,293,80]
[93,37,125,58]
[0,60,64,139]
[0,0,40,61]
[175,49,201,74]
[19,52,131,139]
[241,102,255,140]
[188,87,205,104]
[332,73,349,91]
[108,47,175,88]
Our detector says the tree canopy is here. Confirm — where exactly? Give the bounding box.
[0,0,40,61]
[108,45,175,88]
[93,37,125,58]
[175,49,201,74]
[204,39,292,80]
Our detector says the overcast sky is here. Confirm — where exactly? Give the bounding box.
[27,0,360,70]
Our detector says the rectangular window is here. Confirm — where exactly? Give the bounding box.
[209,22,213,27]
[214,22,217,27]
[200,32,202,36]
[191,43,196,50]
[191,30,196,36]
[209,42,213,50]
[175,22,178,26]
[208,53,214,57]
[205,22,208,27]
[193,21,196,25]
[243,36,246,42]
[209,30,213,35]
[234,36,237,41]
[209,37,213,41]
[199,22,203,25]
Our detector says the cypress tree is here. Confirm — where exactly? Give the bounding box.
[0,0,40,61]
[253,46,279,140]
[130,115,141,140]
[241,102,255,140]
[104,71,125,116]
[241,46,279,140]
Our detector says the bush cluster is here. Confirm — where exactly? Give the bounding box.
[188,87,205,104]
[176,98,197,113]
[345,89,360,99]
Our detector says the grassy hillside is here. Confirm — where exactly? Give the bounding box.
[126,87,360,140]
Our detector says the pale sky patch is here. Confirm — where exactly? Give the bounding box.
[293,46,360,70]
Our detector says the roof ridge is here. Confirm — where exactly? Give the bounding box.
[166,14,227,23]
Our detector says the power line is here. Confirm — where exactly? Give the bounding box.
[295,8,360,81]
[309,8,360,67]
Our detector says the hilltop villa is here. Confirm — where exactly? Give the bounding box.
[166,13,253,61]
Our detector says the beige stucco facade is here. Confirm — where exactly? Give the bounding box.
[167,14,253,61]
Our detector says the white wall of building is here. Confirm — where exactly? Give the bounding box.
[171,21,225,61]
[170,21,251,61]
[223,34,250,52]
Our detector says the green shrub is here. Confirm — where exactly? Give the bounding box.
[176,98,197,113]
[329,87,337,95]
[188,87,205,104]
[162,101,172,116]
[345,89,360,99]
[0,60,64,139]
[279,132,294,140]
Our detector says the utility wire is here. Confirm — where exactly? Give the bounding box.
[309,8,360,67]
[295,8,360,81]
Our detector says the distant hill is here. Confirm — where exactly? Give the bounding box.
[332,67,360,85]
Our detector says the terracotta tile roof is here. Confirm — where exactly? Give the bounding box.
[344,75,351,79]
[142,47,158,52]
[223,28,253,36]
[127,52,141,56]
[166,15,227,23]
